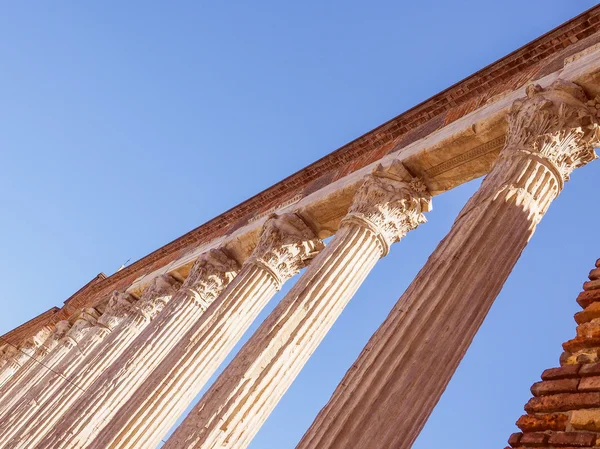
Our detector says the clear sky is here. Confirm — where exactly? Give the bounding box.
[1,2,599,448]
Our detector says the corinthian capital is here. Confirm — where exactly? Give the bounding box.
[62,308,100,345]
[38,320,71,355]
[248,213,324,289]
[505,80,599,182]
[183,249,239,310]
[344,163,431,256]
[135,274,182,321]
[18,327,50,356]
[98,291,138,330]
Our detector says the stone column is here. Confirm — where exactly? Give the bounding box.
[295,80,600,449]
[7,275,181,448]
[0,345,19,371]
[0,307,104,443]
[0,327,52,388]
[0,320,71,416]
[162,163,431,449]
[27,248,239,449]
[72,213,323,449]
[0,291,135,446]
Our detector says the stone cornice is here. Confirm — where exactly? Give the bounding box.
[4,6,600,346]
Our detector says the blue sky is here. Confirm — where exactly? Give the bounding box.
[1,2,599,448]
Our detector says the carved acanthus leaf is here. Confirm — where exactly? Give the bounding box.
[345,164,431,255]
[38,320,71,355]
[52,320,72,339]
[98,291,137,330]
[13,328,52,364]
[248,213,324,289]
[505,80,599,181]
[38,320,71,357]
[183,249,239,310]
[63,308,100,344]
[135,274,182,321]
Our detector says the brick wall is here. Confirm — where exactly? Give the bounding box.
[507,259,600,449]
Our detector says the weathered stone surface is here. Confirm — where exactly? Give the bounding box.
[579,376,600,392]
[577,290,600,309]
[519,432,548,447]
[525,393,600,413]
[564,337,600,353]
[161,165,431,449]
[295,80,599,449]
[531,379,580,396]
[0,320,71,419]
[542,365,581,380]
[0,308,104,445]
[5,5,600,359]
[547,431,597,447]
[44,214,323,449]
[27,249,239,449]
[1,14,600,449]
[577,320,600,339]
[516,414,569,432]
[5,279,182,449]
[581,363,600,377]
[576,303,600,325]
[584,279,600,292]
[509,432,523,447]
[571,409,600,432]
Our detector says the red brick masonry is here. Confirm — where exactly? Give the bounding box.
[508,259,600,449]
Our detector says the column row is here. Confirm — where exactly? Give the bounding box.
[1,78,596,449]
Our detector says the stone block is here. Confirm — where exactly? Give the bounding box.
[570,409,600,432]
[542,365,581,380]
[577,290,600,309]
[580,363,600,377]
[576,303,600,325]
[584,279,600,292]
[577,320,600,338]
[547,431,596,447]
[532,379,579,396]
[579,376,600,392]
[564,337,600,353]
[509,432,523,447]
[519,432,548,446]
[525,393,600,413]
[516,413,569,432]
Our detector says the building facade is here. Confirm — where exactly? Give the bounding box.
[1,6,600,449]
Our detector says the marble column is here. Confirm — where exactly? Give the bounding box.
[29,248,239,449]
[0,304,110,444]
[0,345,19,371]
[0,320,71,415]
[162,162,431,449]
[0,309,99,438]
[0,327,52,388]
[78,213,323,449]
[296,80,600,449]
[7,275,180,448]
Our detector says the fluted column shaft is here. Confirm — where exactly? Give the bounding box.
[0,293,135,448]
[25,249,239,449]
[0,327,51,388]
[0,320,71,418]
[162,163,431,449]
[296,80,600,449]
[7,277,180,448]
[0,308,104,444]
[80,213,323,449]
